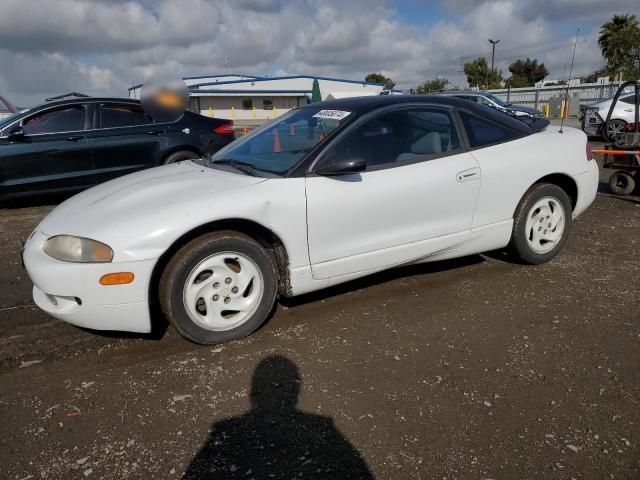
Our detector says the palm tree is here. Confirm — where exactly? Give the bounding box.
[598,14,639,74]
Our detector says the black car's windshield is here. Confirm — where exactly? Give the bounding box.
[484,93,507,107]
[207,107,352,174]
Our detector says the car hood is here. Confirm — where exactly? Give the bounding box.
[585,98,612,110]
[506,103,541,114]
[38,161,266,236]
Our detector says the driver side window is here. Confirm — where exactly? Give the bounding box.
[22,105,86,135]
[320,108,461,171]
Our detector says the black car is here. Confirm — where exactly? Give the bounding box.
[0,97,235,199]
[439,91,542,119]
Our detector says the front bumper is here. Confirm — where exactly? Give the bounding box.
[23,230,156,333]
[581,110,603,137]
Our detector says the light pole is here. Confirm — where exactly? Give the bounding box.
[489,38,500,73]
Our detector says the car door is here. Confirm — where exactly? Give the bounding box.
[305,106,481,280]
[0,103,94,196]
[87,102,165,184]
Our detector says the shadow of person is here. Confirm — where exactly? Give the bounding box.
[184,355,374,479]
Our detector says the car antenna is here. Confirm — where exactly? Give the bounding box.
[560,27,579,134]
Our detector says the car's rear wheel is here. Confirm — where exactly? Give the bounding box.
[608,171,635,196]
[163,150,200,165]
[510,183,572,264]
[159,231,278,344]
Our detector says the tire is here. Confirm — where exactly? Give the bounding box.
[608,171,635,196]
[511,183,572,265]
[159,231,278,345]
[163,150,200,165]
[604,119,627,145]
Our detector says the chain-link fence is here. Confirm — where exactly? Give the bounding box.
[485,81,628,109]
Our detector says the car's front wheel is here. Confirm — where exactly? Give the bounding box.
[510,183,572,264]
[604,119,627,145]
[163,150,200,165]
[159,231,278,344]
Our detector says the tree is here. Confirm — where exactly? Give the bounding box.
[582,68,612,83]
[505,58,548,88]
[598,14,640,80]
[463,57,502,89]
[365,73,394,84]
[412,77,449,94]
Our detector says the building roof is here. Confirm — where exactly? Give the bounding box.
[45,92,90,101]
[190,74,387,89]
[191,89,312,96]
[130,74,391,92]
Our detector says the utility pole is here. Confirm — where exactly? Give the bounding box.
[488,39,500,73]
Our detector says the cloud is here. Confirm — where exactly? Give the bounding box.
[0,0,631,105]
[0,49,126,106]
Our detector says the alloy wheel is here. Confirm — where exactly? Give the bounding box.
[524,196,565,254]
[182,251,264,331]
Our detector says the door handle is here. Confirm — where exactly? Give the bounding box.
[456,167,480,182]
[65,135,84,142]
[146,129,165,136]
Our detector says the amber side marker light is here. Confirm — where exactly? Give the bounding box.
[100,272,135,286]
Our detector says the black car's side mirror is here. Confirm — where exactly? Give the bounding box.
[7,126,25,141]
[315,157,366,176]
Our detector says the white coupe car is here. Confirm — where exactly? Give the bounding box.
[22,96,599,344]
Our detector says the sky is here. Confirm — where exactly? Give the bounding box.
[0,0,638,106]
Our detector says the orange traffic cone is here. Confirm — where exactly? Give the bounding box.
[273,129,281,152]
[243,127,248,136]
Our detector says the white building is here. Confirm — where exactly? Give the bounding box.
[128,74,398,122]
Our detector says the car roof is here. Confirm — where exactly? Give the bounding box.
[439,91,488,96]
[302,94,533,134]
[29,97,140,111]
[301,94,473,114]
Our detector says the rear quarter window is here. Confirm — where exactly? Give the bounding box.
[620,94,638,105]
[461,112,522,148]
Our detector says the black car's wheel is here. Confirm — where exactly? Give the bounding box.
[608,171,635,196]
[510,183,572,265]
[159,231,278,345]
[604,119,627,144]
[163,150,201,165]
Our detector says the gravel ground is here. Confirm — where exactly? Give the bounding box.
[0,141,639,479]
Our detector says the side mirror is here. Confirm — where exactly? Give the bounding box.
[315,157,366,176]
[7,126,25,141]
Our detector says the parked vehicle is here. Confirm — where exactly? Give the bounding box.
[0,97,235,199]
[580,93,638,143]
[439,91,542,118]
[22,95,598,345]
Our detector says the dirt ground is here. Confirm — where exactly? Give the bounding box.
[1,144,639,479]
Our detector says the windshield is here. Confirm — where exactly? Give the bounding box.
[208,107,352,174]
[484,93,507,107]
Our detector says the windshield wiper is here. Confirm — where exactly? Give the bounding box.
[210,159,260,176]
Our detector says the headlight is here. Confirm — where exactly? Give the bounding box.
[43,235,113,263]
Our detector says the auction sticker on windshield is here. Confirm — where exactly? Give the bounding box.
[313,110,351,121]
